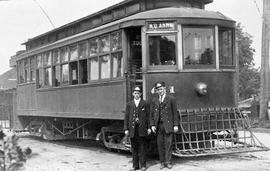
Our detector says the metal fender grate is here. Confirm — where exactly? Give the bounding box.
[173,108,269,157]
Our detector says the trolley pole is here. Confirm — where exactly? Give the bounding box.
[259,0,270,120]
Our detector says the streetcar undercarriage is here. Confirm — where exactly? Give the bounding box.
[20,107,269,157]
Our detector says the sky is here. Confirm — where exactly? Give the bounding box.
[0,0,263,75]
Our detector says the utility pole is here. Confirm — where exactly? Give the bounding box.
[260,0,270,120]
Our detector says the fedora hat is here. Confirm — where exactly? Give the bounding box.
[133,86,141,93]
[154,82,165,89]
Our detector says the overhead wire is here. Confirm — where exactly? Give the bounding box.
[253,0,262,19]
[32,0,55,29]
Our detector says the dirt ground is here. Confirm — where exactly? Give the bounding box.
[15,131,270,171]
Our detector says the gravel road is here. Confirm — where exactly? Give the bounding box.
[16,131,270,171]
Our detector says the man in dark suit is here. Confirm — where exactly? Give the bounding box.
[150,82,179,169]
[124,86,151,171]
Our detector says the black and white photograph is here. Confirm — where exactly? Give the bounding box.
[0,0,270,170]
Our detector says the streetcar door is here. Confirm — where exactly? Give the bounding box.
[126,27,142,101]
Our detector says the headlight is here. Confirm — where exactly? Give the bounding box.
[195,82,208,96]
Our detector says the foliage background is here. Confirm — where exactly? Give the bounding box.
[237,23,260,100]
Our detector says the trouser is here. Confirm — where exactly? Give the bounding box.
[157,122,173,165]
[130,125,147,169]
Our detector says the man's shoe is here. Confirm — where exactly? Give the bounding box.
[166,163,173,169]
[129,168,139,171]
[160,163,165,169]
[141,167,146,171]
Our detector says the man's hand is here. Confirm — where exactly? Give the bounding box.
[151,126,156,133]
[173,126,178,133]
[147,129,151,135]
[124,130,129,136]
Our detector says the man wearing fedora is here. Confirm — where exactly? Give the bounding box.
[150,82,179,169]
[124,86,151,171]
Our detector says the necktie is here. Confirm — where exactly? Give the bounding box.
[159,95,163,103]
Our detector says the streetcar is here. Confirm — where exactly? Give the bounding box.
[13,0,268,157]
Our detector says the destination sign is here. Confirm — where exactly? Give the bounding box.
[147,21,176,31]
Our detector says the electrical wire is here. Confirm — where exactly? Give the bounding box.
[253,0,262,18]
[32,0,55,29]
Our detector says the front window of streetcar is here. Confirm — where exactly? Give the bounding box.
[219,27,234,67]
[183,27,214,68]
[149,35,177,66]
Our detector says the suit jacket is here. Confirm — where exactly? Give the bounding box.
[124,99,150,138]
[150,94,179,133]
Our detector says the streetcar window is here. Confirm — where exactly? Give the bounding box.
[219,28,233,66]
[61,64,69,84]
[111,32,122,52]
[52,65,60,87]
[70,61,78,85]
[36,69,43,88]
[52,50,60,87]
[100,55,111,79]
[89,57,99,80]
[18,60,24,84]
[149,35,176,66]
[112,52,123,78]
[24,58,30,83]
[100,35,110,53]
[78,41,87,59]
[183,27,214,67]
[79,59,88,84]
[89,38,98,57]
[44,51,52,66]
[60,47,69,63]
[30,57,36,82]
[69,44,78,61]
[37,54,43,68]
[36,54,43,88]
[43,52,52,87]
[44,67,52,86]
[53,50,60,64]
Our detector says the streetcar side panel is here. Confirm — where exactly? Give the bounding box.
[17,82,126,120]
[146,72,236,109]
[35,82,126,119]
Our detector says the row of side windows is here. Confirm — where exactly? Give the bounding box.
[17,31,123,88]
[17,26,234,86]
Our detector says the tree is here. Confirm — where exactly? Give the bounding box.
[236,23,260,100]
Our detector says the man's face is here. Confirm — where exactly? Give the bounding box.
[133,91,141,100]
[156,86,165,96]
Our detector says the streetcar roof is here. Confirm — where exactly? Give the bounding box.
[17,7,234,59]
[124,7,233,21]
[22,0,215,46]
[24,7,233,43]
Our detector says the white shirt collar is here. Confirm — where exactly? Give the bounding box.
[134,98,141,107]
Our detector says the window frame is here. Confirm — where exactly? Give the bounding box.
[43,51,53,87]
[36,54,43,88]
[52,49,61,87]
[99,34,111,81]
[110,31,123,80]
[30,56,36,82]
[60,46,70,86]
[17,60,24,84]
[147,33,178,71]
[218,27,235,69]
[182,25,216,69]
[78,58,88,84]
[33,30,123,89]
[24,58,30,83]
[88,37,100,82]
